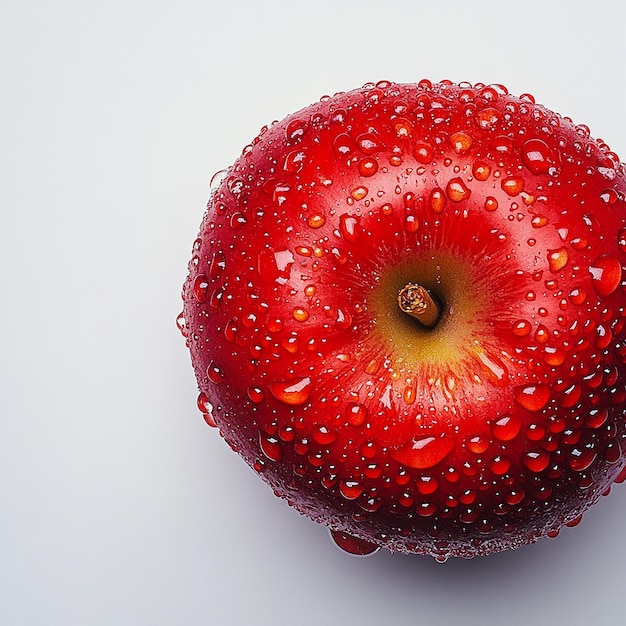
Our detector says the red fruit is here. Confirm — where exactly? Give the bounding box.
[180,80,626,560]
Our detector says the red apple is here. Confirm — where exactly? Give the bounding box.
[179,80,626,560]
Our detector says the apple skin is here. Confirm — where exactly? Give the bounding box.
[180,80,626,559]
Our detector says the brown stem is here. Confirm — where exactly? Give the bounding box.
[397,283,442,329]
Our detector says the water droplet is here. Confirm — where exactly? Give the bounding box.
[346,402,367,426]
[193,274,209,302]
[488,455,512,475]
[286,118,307,142]
[208,250,226,279]
[490,135,511,156]
[473,161,491,181]
[393,117,413,138]
[559,383,582,408]
[176,311,187,337]
[292,307,309,322]
[334,133,354,156]
[306,213,326,229]
[548,247,568,273]
[466,434,489,454]
[512,319,532,337]
[283,150,306,175]
[209,168,228,193]
[501,176,525,197]
[484,196,498,212]
[446,177,471,202]
[543,346,566,366]
[329,530,380,556]
[257,248,295,283]
[514,384,550,412]
[270,377,312,405]
[416,475,439,495]
[259,430,282,462]
[197,392,216,426]
[569,446,597,472]
[430,187,446,213]
[404,214,419,233]
[207,360,224,384]
[521,138,559,175]
[247,386,264,403]
[473,348,509,385]
[589,254,622,297]
[350,186,368,201]
[587,407,608,429]
[568,287,587,305]
[391,434,455,469]
[476,107,499,129]
[523,449,550,473]
[600,188,618,204]
[313,425,337,445]
[358,157,378,177]
[414,140,434,164]
[339,480,364,500]
[356,132,382,155]
[449,131,473,154]
[491,414,522,441]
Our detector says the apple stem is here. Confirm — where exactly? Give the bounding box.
[397,283,442,329]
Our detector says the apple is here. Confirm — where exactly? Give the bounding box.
[179,80,626,560]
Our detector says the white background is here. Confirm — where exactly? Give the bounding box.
[2,1,626,624]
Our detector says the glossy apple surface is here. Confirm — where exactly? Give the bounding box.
[180,80,626,559]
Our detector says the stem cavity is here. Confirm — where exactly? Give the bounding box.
[397,283,442,329]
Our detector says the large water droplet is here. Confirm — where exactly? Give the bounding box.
[548,247,568,273]
[446,178,471,202]
[358,157,378,177]
[334,133,354,156]
[286,118,307,142]
[416,475,439,495]
[197,392,216,427]
[258,248,295,283]
[339,480,364,500]
[491,414,522,441]
[473,348,509,385]
[356,132,382,155]
[176,311,187,337]
[270,377,312,405]
[569,446,597,472]
[514,384,550,412]
[259,430,282,462]
[209,169,228,193]
[330,530,380,556]
[391,434,455,469]
[488,455,512,475]
[283,150,307,175]
[466,434,489,454]
[206,360,224,384]
[193,274,209,302]
[414,140,434,164]
[430,187,446,213]
[501,176,524,197]
[523,449,550,473]
[313,425,337,445]
[247,386,264,403]
[473,161,491,181]
[589,254,622,297]
[449,131,473,154]
[512,319,532,337]
[346,402,367,426]
[521,139,559,175]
